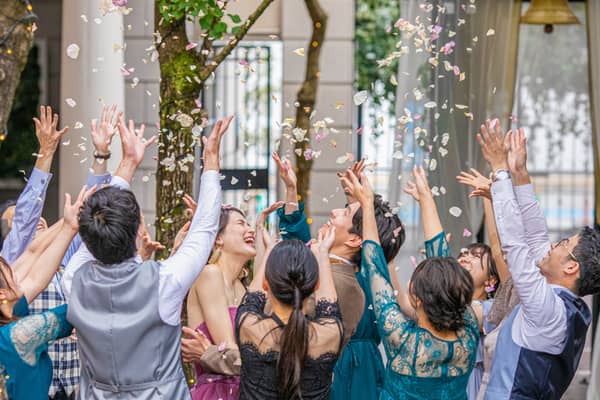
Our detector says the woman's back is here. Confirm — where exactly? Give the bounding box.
[0,301,72,400]
[382,309,479,400]
[361,241,480,400]
[236,291,343,400]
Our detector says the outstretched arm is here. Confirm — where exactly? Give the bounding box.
[1,106,66,264]
[273,152,311,243]
[158,117,231,326]
[404,166,445,242]
[313,225,338,303]
[479,119,567,354]
[12,219,63,283]
[508,128,551,263]
[19,186,93,303]
[456,168,510,283]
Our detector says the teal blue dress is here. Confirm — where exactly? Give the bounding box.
[360,240,480,400]
[0,296,73,400]
[277,204,385,400]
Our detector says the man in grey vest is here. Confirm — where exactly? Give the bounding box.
[61,115,232,399]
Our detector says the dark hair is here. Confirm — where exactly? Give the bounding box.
[265,239,319,399]
[574,226,600,296]
[79,186,140,265]
[0,256,18,326]
[462,243,500,297]
[349,194,405,265]
[410,257,474,332]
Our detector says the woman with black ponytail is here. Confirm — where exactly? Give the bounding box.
[236,218,342,399]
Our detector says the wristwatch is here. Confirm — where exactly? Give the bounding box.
[93,150,111,160]
[492,169,510,182]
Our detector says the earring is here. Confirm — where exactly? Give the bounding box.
[208,246,222,264]
[1,300,7,305]
[485,281,496,298]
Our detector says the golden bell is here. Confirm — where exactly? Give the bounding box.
[521,0,580,33]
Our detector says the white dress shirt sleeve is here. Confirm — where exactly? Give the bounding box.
[491,179,567,354]
[61,243,95,302]
[158,170,222,326]
[514,184,552,264]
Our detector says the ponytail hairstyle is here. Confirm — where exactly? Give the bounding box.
[265,239,319,399]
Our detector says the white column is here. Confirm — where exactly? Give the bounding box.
[59,0,125,205]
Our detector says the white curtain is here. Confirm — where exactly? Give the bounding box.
[390,0,521,273]
[586,0,600,398]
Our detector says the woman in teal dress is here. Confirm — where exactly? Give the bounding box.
[0,188,88,400]
[342,168,480,400]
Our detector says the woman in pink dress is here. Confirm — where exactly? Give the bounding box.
[185,204,258,400]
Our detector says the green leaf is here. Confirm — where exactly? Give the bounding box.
[213,21,228,37]
[228,14,242,24]
[231,25,241,35]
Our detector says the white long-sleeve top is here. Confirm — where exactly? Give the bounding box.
[62,170,222,326]
[491,179,567,354]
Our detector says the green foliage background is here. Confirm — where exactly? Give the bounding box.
[355,0,400,107]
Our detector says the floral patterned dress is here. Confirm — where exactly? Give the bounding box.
[361,240,480,400]
[0,297,73,400]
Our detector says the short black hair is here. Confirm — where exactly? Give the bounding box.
[574,226,600,296]
[349,195,405,266]
[79,186,140,265]
[410,257,474,332]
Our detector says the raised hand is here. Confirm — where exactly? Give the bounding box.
[311,224,336,256]
[138,229,165,261]
[256,201,284,251]
[476,118,510,172]
[33,105,69,171]
[403,166,432,202]
[33,105,69,153]
[203,116,233,172]
[117,114,157,167]
[64,185,96,231]
[91,105,119,155]
[339,169,374,207]
[456,168,492,200]
[508,127,527,174]
[273,152,297,190]
[171,221,191,256]
[182,194,198,218]
[477,118,512,171]
[338,159,366,204]
[181,326,211,363]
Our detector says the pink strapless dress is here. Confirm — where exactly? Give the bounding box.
[190,307,240,400]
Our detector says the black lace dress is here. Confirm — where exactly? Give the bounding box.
[236,291,343,400]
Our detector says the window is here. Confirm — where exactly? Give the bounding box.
[513,3,593,239]
[198,42,282,217]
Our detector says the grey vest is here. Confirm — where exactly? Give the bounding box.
[68,259,190,399]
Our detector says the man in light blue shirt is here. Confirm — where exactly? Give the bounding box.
[477,119,600,400]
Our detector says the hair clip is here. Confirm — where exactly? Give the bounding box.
[392,226,403,238]
[222,204,233,210]
[485,282,496,293]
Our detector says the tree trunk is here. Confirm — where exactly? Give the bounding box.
[0,0,36,139]
[154,8,204,259]
[154,0,275,259]
[294,0,328,219]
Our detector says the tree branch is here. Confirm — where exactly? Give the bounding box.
[199,0,275,81]
[293,0,328,216]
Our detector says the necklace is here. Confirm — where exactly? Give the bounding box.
[329,254,354,266]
